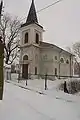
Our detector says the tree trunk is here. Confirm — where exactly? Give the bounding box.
[0,40,4,100]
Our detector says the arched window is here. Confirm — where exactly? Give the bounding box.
[23,55,28,60]
[43,55,47,61]
[60,58,64,63]
[36,33,39,44]
[24,32,28,43]
[55,56,57,60]
[66,59,69,64]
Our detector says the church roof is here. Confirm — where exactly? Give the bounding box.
[21,0,43,28]
[40,41,74,56]
[26,0,38,24]
[21,22,43,28]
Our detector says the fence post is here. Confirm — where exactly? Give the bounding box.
[10,72,11,80]
[6,71,8,80]
[64,81,69,93]
[26,74,28,86]
[45,74,47,90]
[26,79,27,86]
[18,72,20,83]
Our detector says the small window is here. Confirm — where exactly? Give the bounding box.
[60,58,64,63]
[55,56,57,60]
[24,32,28,43]
[35,67,37,75]
[35,55,38,63]
[66,60,69,64]
[55,68,57,76]
[36,33,39,44]
[23,55,28,60]
[43,55,47,60]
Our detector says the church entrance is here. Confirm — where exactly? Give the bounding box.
[22,55,28,79]
[22,64,28,79]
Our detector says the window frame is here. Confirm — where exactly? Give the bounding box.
[24,32,28,43]
[60,57,64,63]
[66,59,69,64]
[23,55,28,60]
[55,56,57,60]
[35,33,39,44]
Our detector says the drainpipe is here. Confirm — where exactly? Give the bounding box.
[59,49,62,79]
[70,55,72,77]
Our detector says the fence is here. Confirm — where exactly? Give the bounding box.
[5,71,80,91]
[6,72,80,81]
[5,72,49,90]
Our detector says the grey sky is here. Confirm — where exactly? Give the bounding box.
[4,0,80,49]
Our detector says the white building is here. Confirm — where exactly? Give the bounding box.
[19,0,74,79]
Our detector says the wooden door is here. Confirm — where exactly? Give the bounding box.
[22,64,28,79]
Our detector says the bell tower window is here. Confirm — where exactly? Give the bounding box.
[24,32,28,43]
[36,33,39,44]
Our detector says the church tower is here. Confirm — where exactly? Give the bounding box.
[20,0,44,78]
[20,0,44,45]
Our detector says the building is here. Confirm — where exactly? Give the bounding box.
[74,62,80,76]
[15,64,20,73]
[11,64,16,73]
[19,0,74,79]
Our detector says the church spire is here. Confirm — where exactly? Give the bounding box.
[26,0,38,25]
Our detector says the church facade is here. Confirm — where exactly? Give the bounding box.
[19,0,74,79]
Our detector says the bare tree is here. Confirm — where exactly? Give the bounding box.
[0,13,21,65]
[73,42,80,58]
[73,42,80,76]
[66,46,72,53]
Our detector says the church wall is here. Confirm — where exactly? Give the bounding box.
[40,47,73,77]
[29,46,40,75]
[33,24,44,42]
[19,0,74,80]
[19,24,44,79]
[21,25,34,45]
[59,51,73,76]
[19,46,35,74]
[40,48,56,75]
[20,24,44,46]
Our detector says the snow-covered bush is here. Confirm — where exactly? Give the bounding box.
[59,79,80,94]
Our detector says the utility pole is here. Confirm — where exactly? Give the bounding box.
[0,0,4,100]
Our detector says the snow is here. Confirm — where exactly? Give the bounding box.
[0,79,80,120]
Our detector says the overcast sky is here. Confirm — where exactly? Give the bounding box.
[4,0,80,49]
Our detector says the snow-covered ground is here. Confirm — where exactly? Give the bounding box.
[0,79,80,120]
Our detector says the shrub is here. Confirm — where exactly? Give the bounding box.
[59,79,80,94]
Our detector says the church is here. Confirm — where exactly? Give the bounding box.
[19,0,74,79]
